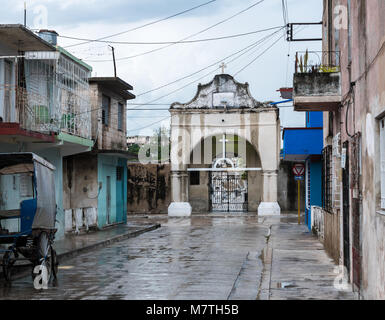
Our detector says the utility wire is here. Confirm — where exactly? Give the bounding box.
[60,26,281,45]
[85,0,266,62]
[62,0,218,48]
[136,27,284,97]
[69,27,283,118]
[126,116,171,133]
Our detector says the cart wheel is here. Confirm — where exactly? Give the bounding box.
[2,250,16,282]
[32,232,53,285]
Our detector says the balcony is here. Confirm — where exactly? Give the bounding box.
[293,51,341,112]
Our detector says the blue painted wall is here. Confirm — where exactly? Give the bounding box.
[283,128,323,157]
[306,111,323,128]
[306,160,322,230]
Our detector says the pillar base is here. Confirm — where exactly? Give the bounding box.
[258,202,281,216]
[168,202,192,217]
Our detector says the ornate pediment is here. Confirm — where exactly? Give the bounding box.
[170,74,269,110]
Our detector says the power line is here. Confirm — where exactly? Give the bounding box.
[234,25,306,76]
[62,0,218,48]
[60,26,281,45]
[85,0,266,62]
[136,27,284,97]
[70,28,283,119]
[126,116,171,133]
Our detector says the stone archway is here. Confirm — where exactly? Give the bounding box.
[167,74,281,217]
[187,133,263,213]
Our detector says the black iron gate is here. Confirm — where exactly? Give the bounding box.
[209,172,248,212]
[342,141,350,277]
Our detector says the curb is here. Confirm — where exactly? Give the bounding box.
[1,223,161,282]
[57,223,161,262]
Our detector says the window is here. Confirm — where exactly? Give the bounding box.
[102,95,110,126]
[116,166,123,181]
[380,118,385,209]
[322,145,333,212]
[189,171,200,185]
[118,103,123,131]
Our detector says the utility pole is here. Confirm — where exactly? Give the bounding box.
[109,45,117,77]
[24,2,27,27]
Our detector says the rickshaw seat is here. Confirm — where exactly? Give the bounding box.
[20,199,37,233]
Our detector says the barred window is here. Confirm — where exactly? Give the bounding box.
[118,103,123,131]
[116,166,123,181]
[322,145,333,213]
[102,94,110,126]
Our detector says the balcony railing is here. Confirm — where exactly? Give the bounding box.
[295,51,341,74]
[293,51,342,111]
[0,84,91,140]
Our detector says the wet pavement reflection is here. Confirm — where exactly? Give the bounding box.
[0,215,268,300]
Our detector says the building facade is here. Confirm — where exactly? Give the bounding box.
[282,111,324,229]
[0,25,93,240]
[292,0,385,299]
[63,77,135,232]
[168,74,281,216]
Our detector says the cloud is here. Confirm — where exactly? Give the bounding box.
[0,0,323,134]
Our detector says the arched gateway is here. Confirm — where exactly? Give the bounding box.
[168,74,281,216]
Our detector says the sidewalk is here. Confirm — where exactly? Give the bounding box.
[259,215,356,300]
[1,222,160,280]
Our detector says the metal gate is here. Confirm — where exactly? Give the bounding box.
[209,172,248,212]
[342,141,350,277]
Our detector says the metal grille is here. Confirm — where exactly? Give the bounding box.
[322,145,333,213]
[209,172,248,212]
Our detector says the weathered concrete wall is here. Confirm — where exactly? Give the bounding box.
[63,154,98,210]
[278,161,305,212]
[324,209,340,264]
[89,83,127,151]
[127,164,170,214]
[294,73,341,97]
[322,0,385,299]
[189,170,210,213]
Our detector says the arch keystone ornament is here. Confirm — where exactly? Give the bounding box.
[167,74,281,216]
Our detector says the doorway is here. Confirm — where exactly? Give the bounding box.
[342,141,350,278]
[209,171,248,212]
[106,176,111,225]
[4,60,12,122]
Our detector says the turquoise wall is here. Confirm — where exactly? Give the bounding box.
[98,154,127,228]
[306,160,322,230]
[97,155,126,228]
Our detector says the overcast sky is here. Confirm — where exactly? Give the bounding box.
[0,0,323,135]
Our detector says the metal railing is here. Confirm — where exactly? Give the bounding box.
[295,51,341,74]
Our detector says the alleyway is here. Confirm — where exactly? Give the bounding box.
[0,215,355,300]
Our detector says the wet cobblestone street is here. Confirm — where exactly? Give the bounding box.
[0,215,268,300]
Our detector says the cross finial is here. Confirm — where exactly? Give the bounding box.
[219,62,227,74]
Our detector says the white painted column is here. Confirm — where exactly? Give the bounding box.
[168,113,192,217]
[258,170,281,216]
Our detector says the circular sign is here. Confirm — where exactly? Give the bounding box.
[292,163,305,176]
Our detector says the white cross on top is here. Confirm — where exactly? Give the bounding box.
[219,62,227,74]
